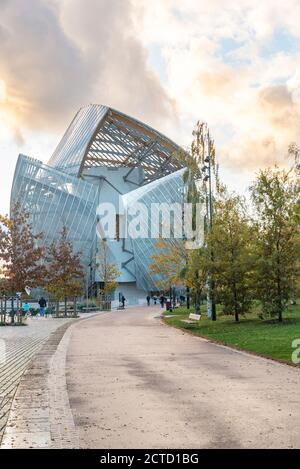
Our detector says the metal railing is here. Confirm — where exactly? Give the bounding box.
[0,296,26,326]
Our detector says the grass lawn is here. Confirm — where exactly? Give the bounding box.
[163,304,300,366]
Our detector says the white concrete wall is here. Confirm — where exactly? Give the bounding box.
[82,167,144,288]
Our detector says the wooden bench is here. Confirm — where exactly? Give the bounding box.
[189,313,201,321]
[181,312,201,325]
[53,309,78,318]
[81,306,99,313]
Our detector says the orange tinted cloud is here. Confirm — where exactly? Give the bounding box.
[0,0,175,134]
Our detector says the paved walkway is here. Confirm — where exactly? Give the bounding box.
[0,317,75,442]
[0,313,97,445]
[2,307,300,448]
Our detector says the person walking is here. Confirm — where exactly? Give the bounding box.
[121,295,126,309]
[22,302,30,316]
[38,297,47,317]
[160,295,165,308]
[146,295,151,306]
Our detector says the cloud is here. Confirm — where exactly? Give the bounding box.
[214,82,300,172]
[0,0,87,129]
[1,0,300,180]
[0,0,175,134]
[134,0,300,171]
[257,85,299,129]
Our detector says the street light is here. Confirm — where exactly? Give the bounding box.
[169,285,173,312]
[202,133,217,322]
[181,182,191,310]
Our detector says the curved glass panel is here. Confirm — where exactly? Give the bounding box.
[122,169,186,291]
[48,105,108,175]
[11,154,98,267]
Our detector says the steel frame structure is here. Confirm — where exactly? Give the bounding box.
[48,105,184,184]
[11,104,186,297]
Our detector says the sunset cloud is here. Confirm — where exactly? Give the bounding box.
[0,0,175,133]
[1,0,300,215]
[134,0,300,171]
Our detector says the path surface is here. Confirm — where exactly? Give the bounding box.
[0,317,74,441]
[2,306,300,449]
[66,307,300,449]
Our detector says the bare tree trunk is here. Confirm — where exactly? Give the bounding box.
[276,239,283,322]
[234,282,239,322]
[20,298,23,324]
[4,296,7,324]
[0,297,3,324]
[73,297,77,317]
[195,271,201,315]
[11,297,15,324]
[64,297,67,317]
[186,286,190,309]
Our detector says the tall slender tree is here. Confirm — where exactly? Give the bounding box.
[250,166,299,321]
[45,226,84,316]
[184,247,208,315]
[150,239,187,292]
[97,240,119,310]
[177,122,220,318]
[206,190,254,321]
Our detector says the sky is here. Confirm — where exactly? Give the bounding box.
[1,0,300,215]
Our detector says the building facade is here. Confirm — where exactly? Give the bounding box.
[11,105,187,304]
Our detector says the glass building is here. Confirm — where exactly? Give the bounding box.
[11,105,187,304]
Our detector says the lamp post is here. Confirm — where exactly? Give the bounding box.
[172,286,176,310]
[201,130,217,321]
[10,295,15,324]
[86,268,89,312]
[86,261,93,311]
[181,183,191,310]
[195,269,201,315]
[169,285,173,312]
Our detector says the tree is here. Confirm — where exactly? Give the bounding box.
[150,239,187,291]
[150,239,208,314]
[96,240,119,309]
[45,226,84,316]
[184,247,208,315]
[178,122,221,319]
[288,142,300,174]
[206,190,254,321]
[250,166,299,321]
[288,144,300,300]
[0,203,46,295]
[173,122,219,311]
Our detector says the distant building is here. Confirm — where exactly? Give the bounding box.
[11,105,186,304]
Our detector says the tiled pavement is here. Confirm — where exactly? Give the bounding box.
[0,317,77,443]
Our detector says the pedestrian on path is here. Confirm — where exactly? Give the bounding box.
[22,302,30,316]
[38,297,47,317]
[121,295,126,309]
[146,295,151,306]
